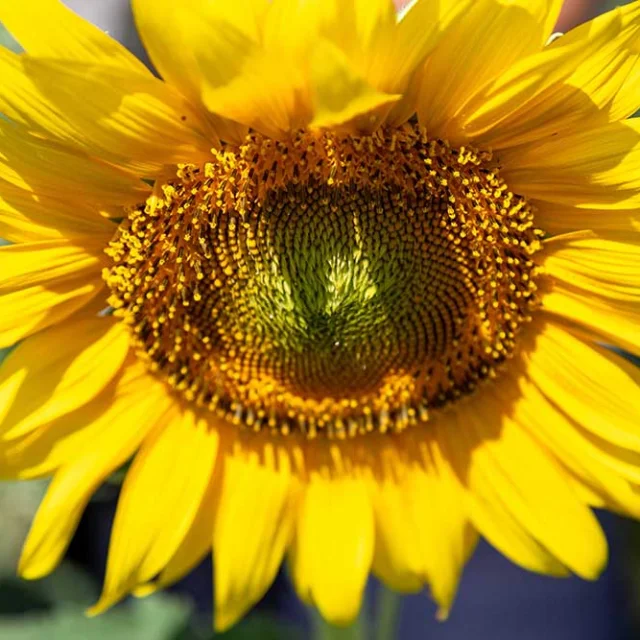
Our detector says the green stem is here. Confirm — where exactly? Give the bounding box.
[374,587,402,640]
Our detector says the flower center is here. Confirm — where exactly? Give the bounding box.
[105,124,543,438]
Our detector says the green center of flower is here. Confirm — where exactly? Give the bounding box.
[105,125,543,438]
[210,184,462,399]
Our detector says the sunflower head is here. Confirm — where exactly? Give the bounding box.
[0,0,639,634]
[104,127,543,438]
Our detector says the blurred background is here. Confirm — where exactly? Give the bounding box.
[0,1,639,638]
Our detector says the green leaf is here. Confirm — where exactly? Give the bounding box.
[0,564,191,640]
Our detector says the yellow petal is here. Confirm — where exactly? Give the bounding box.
[0,282,104,351]
[0,239,108,348]
[502,119,640,209]
[467,392,607,578]
[0,0,148,74]
[133,0,265,100]
[458,2,640,149]
[0,47,77,139]
[540,232,640,353]
[213,436,297,631]
[351,0,396,50]
[0,51,164,175]
[132,0,262,140]
[0,121,151,206]
[0,358,163,479]
[386,0,477,127]
[544,231,640,300]
[18,361,173,579]
[271,0,466,112]
[370,471,423,594]
[534,201,640,236]
[0,179,116,242]
[201,47,310,139]
[369,0,436,92]
[0,314,129,440]
[416,0,564,140]
[498,361,640,517]
[332,0,413,94]
[262,0,347,60]
[310,40,400,131]
[525,322,640,453]
[133,476,216,596]
[90,407,218,615]
[371,434,475,616]
[0,239,106,288]
[8,57,215,167]
[442,385,608,579]
[541,285,640,355]
[437,412,569,577]
[184,4,306,138]
[290,467,374,626]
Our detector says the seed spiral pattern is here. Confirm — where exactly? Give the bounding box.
[105,124,543,438]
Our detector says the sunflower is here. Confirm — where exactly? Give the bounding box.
[0,0,639,631]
